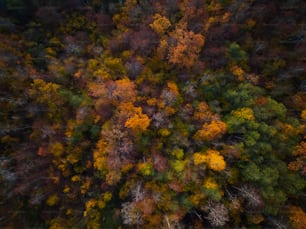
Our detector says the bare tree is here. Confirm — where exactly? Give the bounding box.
[234,185,263,209]
[205,201,229,227]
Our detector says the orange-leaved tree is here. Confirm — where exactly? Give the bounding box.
[193,120,226,141]
[150,14,171,35]
[168,22,205,68]
[289,205,306,229]
[288,140,306,176]
[125,110,151,133]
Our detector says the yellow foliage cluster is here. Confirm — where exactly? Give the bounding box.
[170,160,185,173]
[66,151,80,164]
[63,186,70,193]
[65,120,75,138]
[66,208,72,216]
[93,139,107,171]
[193,152,207,166]
[203,177,218,189]
[106,170,122,185]
[193,120,227,141]
[194,150,226,172]
[80,178,91,195]
[121,163,134,173]
[49,142,64,157]
[171,148,184,159]
[231,107,255,121]
[103,192,113,202]
[46,194,59,206]
[206,150,226,172]
[158,128,171,137]
[49,218,65,229]
[96,192,113,209]
[29,79,60,102]
[138,162,153,176]
[86,199,97,209]
[71,175,81,182]
[83,199,97,217]
[189,193,205,206]
[88,59,99,70]
[150,14,171,35]
[29,80,63,119]
[93,66,111,81]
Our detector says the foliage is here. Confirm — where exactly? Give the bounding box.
[289,206,306,229]
[288,140,306,176]
[168,22,205,68]
[193,149,226,172]
[125,111,151,133]
[150,14,171,35]
[1,1,305,228]
[193,120,227,141]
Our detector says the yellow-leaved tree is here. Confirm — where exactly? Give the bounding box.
[205,150,226,172]
[193,150,226,172]
[231,107,255,121]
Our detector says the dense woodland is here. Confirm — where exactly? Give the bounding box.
[0,0,305,228]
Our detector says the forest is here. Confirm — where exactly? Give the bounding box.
[0,0,305,228]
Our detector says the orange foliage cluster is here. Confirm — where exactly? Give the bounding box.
[168,23,205,68]
[288,141,306,176]
[150,14,171,35]
[289,206,306,229]
[125,112,151,132]
[193,120,227,141]
[193,102,217,122]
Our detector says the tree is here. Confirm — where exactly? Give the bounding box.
[168,22,205,68]
[288,140,306,176]
[205,150,226,172]
[113,78,137,103]
[125,111,151,132]
[28,79,64,120]
[193,149,226,172]
[205,201,229,227]
[193,120,227,142]
[121,202,143,226]
[289,206,306,229]
[235,185,263,210]
[150,14,171,35]
[129,26,159,56]
[226,42,247,65]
